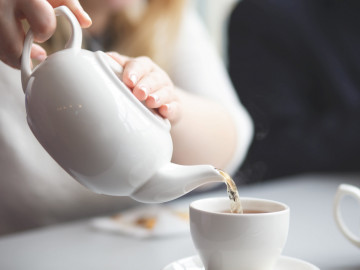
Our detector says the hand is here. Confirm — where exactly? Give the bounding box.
[107,52,181,124]
[0,0,92,69]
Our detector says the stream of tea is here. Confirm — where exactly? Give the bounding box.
[217,169,243,214]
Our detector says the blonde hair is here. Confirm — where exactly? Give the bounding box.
[44,0,186,70]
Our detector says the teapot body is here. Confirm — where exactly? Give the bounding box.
[25,49,173,195]
[21,6,225,203]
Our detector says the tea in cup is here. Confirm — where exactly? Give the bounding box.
[334,184,360,248]
[189,197,290,270]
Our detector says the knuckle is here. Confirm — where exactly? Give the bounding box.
[32,15,56,42]
[5,41,22,59]
[158,70,173,87]
[0,53,20,68]
[0,36,23,69]
[137,56,152,65]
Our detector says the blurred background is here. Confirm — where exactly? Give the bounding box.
[194,0,240,62]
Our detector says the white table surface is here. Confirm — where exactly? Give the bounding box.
[1,173,360,270]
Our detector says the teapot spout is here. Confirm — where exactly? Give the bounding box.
[131,163,224,203]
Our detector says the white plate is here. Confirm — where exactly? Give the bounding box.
[162,255,319,270]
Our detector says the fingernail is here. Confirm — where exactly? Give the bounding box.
[130,74,137,85]
[107,52,116,58]
[166,104,172,112]
[83,11,92,23]
[150,94,160,103]
[139,86,148,99]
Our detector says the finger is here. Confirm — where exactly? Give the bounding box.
[132,85,149,101]
[49,0,92,28]
[145,86,175,108]
[21,0,57,42]
[0,12,25,68]
[107,51,130,66]
[133,70,171,101]
[159,102,181,123]
[122,56,155,88]
[31,44,47,62]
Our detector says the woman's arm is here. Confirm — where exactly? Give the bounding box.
[170,87,243,171]
[108,6,253,175]
[167,6,253,174]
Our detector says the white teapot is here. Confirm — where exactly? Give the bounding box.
[21,6,224,203]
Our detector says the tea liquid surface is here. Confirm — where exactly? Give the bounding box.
[217,169,243,214]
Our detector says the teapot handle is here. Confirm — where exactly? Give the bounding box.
[21,6,82,92]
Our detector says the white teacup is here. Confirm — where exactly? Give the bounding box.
[334,184,360,248]
[189,197,290,270]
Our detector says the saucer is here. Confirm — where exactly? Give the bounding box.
[162,255,319,270]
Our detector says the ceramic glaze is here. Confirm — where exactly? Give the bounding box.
[21,6,224,203]
[190,197,290,270]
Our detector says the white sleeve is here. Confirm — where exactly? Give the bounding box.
[167,7,253,175]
